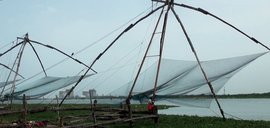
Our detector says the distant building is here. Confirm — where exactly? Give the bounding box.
[82,89,97,98]
[59,89,74,99]
[59,91,65,98]
[82,91,89,97]
[66,89,74,99]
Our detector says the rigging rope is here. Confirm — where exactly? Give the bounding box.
[0,41,13,51]
[0,41,24,57]
[75,42,143,97]
[224,112,243,120]
[16,37,97,74]
[0,63,24,79]
[173,3,270,51]
[209,106,243,120]
[0,34,24,51]
[0,5,159,105]
[151,1,270,51]
[86,5,160,96]
[76,5,160,97]
[59,4,166,107]
[2,5,157,93]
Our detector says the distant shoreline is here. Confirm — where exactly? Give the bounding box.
[153,92,270,99]
[217,92,270,98]
[11,92,270,102]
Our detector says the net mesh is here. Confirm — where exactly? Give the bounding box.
[0,81,14,88]
[110,52,267,106]
[11,74,93,99]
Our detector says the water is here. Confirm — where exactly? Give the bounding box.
[158,98,270,121]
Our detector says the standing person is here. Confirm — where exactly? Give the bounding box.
[147,98,154,114]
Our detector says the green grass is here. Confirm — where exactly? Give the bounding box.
[1,104,270,128]
[110,115,270,128]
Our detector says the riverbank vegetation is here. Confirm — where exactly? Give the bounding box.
[1,104,270,127]
[217,92,270,98]
[111,115,270,128]
[159,92,270,99]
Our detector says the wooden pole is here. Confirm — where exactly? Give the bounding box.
[23,94,27,126]
[89,90,93,110]
[10,41,27,108]
[125,6,165,128]
[171,7,226,120]
[60,117,63,128]
[152,0,171,100]
[93,99,97,124]
[56,95,61,127]
[89,90,96,124]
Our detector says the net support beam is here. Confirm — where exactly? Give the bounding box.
[152,1,172,100]
[171,7,226,120]
[126,6,165,102]
[173,3,270,51]
[125,6,165,127]
[0,41,24,58]
[25,35,48,77]
[17,37,97,74]
[152,1,270,50]
[0,63,24,79]
[9,37,27,107]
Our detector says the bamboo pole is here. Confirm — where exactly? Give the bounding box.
[171,7,226,120]
[152,0,171,100]
[56,95,61,127]
[89,90,93,110]
[22,94,27,126]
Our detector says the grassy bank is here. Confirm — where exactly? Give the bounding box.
[111,115,270,128]
[1,104,270,127]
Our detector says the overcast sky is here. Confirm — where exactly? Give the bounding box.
[1,0,270,95]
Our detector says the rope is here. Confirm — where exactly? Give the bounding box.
[92,7,159,96]
[209,108,221,117]
[0,63,24,79]
[18,38,97,73]
[224,112,243,120]
[5,5,157,93]
[209,105,243,120]
[75,4,156,57]
[0,5,158,105]
[173,3,270,51]
[59,4,166,107]
[74,42,144,100]
[0,41,13,51]
[0,41,24,57]
[0,34,24,51]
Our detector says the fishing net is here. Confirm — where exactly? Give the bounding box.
[10,74,93,99]
[0,81,14,88]
[110,52,267,107]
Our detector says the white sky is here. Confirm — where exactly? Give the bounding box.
[0,0,270,95]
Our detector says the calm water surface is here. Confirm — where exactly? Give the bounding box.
[158,98,270,121]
